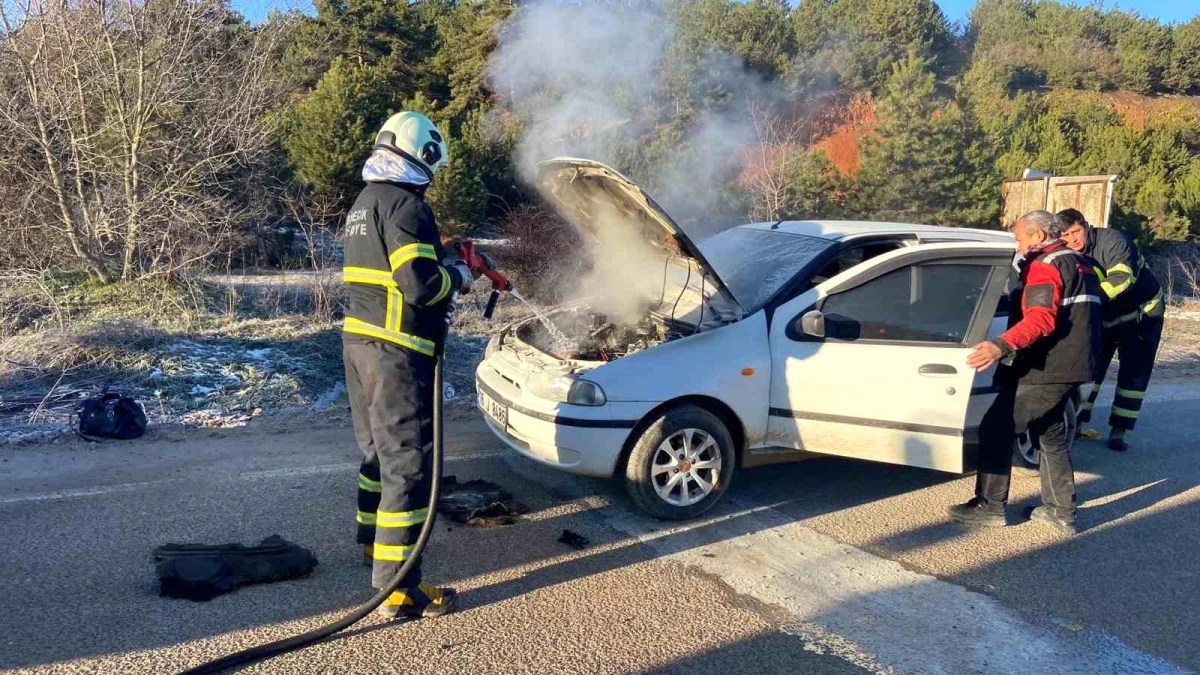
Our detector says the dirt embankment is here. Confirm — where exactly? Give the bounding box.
[812,92,877,176]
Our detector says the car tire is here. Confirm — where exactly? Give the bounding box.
[623,405,736,520]
[1011,394,1079,470]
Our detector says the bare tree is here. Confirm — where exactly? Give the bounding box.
[742,95,821,223]
[0,0,289,282]
[282,187,343,322]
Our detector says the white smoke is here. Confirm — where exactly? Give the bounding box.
[487,2,792,323]
[487,2,672,179]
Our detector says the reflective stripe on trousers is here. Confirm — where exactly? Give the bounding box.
[1076,312,1163,431]
[344,338,435,589]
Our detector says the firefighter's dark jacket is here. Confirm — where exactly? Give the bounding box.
[1080,226,1163,327]
[992,241,1102,385]
[341,181,465,356]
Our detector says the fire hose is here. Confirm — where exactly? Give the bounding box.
[179,245,508,675]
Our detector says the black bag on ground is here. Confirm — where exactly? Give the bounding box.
[77,390,147,440]
[153,535,319,601]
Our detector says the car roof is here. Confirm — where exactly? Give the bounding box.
[737,219,1012,243]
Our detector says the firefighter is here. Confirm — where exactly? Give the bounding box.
[342,111,478,618]
[1058,208,1164,452]
[949,210,1102,535]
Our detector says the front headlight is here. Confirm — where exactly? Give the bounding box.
[524,372,607,406]
[567,379,607,406]
[524,371,575,402]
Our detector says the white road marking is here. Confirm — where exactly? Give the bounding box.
[0,480,185,506]
[602,497,1187,675]
[0,449,512,505]
[504,458,1187,675]
[1079,479,1169,509]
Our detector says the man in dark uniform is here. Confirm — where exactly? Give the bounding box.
[949,211,1103,535]
[1058,208,1164,452]
[341,111,476,618]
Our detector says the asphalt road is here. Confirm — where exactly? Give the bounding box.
[1,380,1197,674]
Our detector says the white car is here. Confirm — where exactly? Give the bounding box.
[476,158,1018,519]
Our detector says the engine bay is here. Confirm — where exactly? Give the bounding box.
[513,307,691,362]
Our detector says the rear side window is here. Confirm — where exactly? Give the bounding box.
[804,239,914,292]
[820,264,992,344]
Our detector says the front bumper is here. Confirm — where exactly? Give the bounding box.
[475,362,638,478]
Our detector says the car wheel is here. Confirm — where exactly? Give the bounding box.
[623,405,735,520]
[1015,431,1039,467]
[1011,395,1079,470]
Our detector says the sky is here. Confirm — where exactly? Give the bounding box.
[232,0,311,23]
[938,0,1197,26]
[229,0,1197,26]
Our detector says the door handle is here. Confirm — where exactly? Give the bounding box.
[919,364,957,376]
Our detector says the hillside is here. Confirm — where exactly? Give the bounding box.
[809,89,1200,179]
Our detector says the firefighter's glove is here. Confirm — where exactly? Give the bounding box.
[447,261,476,292]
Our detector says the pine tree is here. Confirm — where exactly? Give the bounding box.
[782,150,844,219]
[428,0,515,126]
[1174,160,1200,237]
[283,58,395,204]
[853,52,997,226]
[1168,18,1200,94]
[791,0,956,90]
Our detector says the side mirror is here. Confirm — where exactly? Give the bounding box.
[798,309,825,338]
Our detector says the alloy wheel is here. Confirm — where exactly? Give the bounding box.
[650,428,722,507]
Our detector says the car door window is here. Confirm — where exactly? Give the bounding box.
[819,264,992,344]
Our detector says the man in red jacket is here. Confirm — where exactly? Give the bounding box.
[948,210,1103,535]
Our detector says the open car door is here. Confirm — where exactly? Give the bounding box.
[766,242,1015,473]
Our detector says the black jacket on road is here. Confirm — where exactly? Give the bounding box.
[342,182,466,356]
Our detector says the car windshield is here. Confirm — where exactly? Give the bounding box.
[699,228,834,312]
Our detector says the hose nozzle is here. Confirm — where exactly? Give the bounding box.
[484,289,501,320]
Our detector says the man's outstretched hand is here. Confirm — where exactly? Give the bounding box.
[967,341,1003,372]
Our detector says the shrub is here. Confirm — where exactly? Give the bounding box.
[489,205,583,305]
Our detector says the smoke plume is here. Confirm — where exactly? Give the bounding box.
[487,3,671,176]
[487,2,792,321]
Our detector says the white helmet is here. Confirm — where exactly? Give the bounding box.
[374,111,449,179]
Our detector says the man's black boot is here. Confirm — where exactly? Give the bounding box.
[947,498,1006,527]
[1025,505,1077,535]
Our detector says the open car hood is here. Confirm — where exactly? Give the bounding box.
[534,158,742,316]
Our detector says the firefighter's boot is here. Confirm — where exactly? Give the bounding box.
[362,544,374,568]
[1107,428,1129,452]
[377,583,458,619]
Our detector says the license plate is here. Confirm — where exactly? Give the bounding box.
[479,391,507,429]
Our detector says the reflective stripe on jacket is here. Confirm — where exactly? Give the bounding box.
[996,241,1103,385]
[1081,226,1163,327]
[341,181,464,355]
